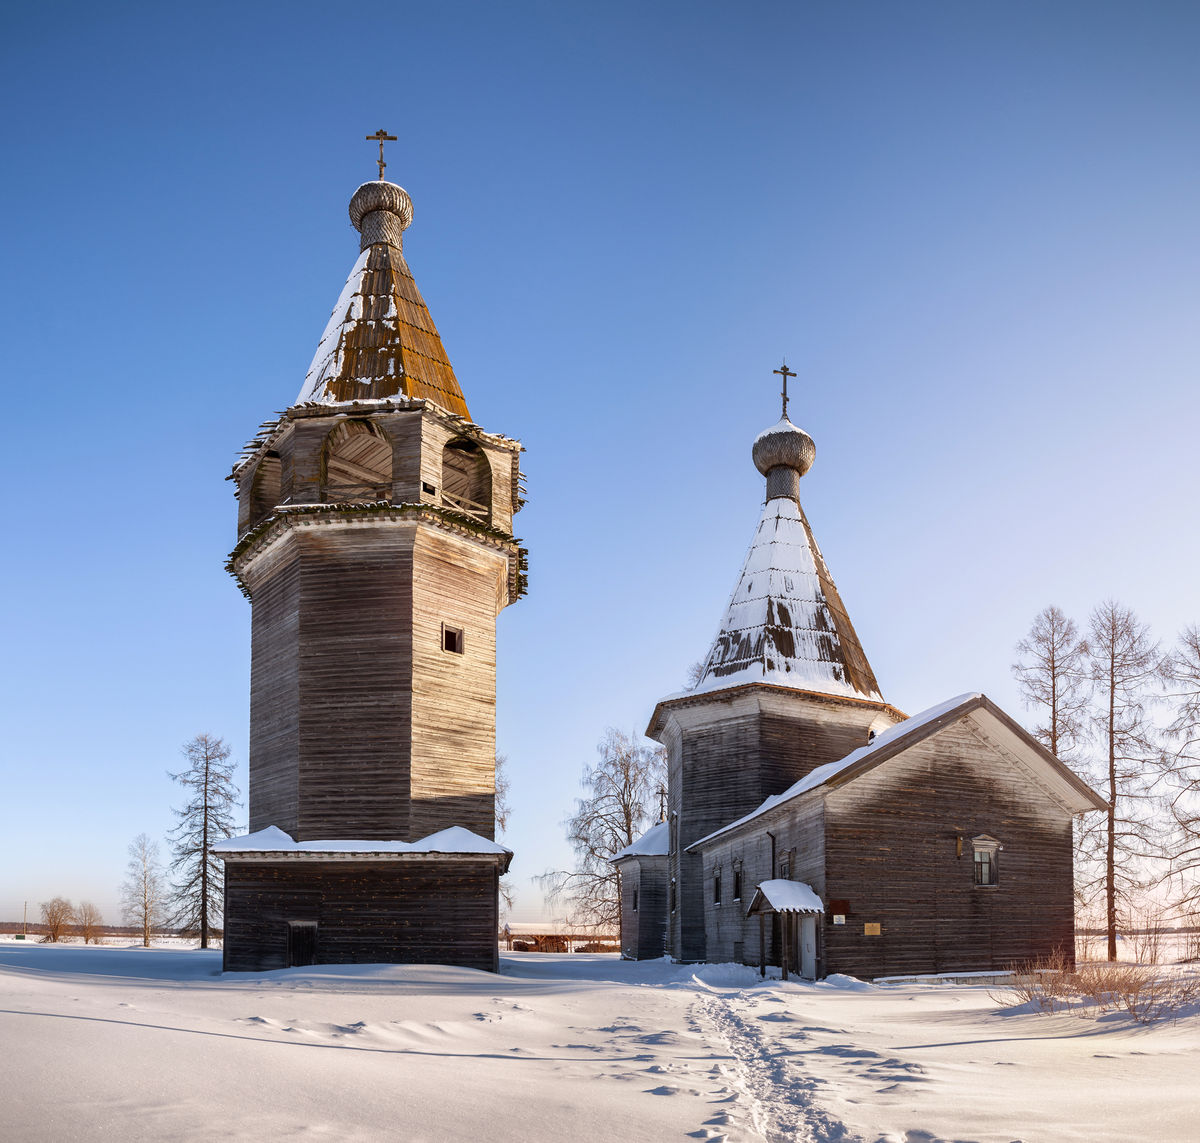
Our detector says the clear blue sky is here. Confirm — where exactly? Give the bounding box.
[2,1,1197,924]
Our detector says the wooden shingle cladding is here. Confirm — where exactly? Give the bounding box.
[650,684,901,962]
[689,704,1103,978]
[221,856,502,972]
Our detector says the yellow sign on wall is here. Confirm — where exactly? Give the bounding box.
[864,922,881,936]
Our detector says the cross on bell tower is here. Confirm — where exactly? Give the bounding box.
[773,361,797,419]
[366,129,397,180]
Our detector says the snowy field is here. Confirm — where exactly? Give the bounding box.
[2,939,1197,1143]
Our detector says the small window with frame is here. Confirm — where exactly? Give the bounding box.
[713,870,722,906]
[442,624,464,654]
[733,869,743,901]
[972,835,1000,887]
[632,887,639,913]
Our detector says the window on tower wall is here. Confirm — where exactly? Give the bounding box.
[442,624,464,654]
[713,870,722,905]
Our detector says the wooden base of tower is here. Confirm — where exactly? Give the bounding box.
[221,855,505,973]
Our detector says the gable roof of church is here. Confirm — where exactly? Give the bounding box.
[687,692,1107,851]
[688,412,882,703]
[295,180,471,419]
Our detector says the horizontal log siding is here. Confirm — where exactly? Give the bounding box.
[618,856,668,960]
[409,527,506,839]
[698,800,825,966]
[248,545,301,834]
[295,524,416,840]
[663,690,888,962]
[823,719,1077,979]
[223,859,500,972]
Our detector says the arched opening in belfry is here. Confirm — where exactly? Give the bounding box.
[322,420,393,502]
[440,438,491,523]
[248,453,282,528]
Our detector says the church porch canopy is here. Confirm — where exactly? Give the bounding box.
[745,879,824,917]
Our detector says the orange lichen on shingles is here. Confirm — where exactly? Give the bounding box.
[315,244,470,418]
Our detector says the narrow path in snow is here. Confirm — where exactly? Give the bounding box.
[688,989,860,1143]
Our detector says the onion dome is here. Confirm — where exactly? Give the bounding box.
[295,179,471,418]
[753,415,815,504]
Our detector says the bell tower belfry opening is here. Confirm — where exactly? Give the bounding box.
[216,143,525,972]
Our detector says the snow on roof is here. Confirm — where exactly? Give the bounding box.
[747,879,825,914]
[212,824,511,858]
[610,821,669,862]
[690,693,984,849]
[687,497,883,703]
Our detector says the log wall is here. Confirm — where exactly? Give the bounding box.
[222,858,500,972]
[617,855,668,960]
[822,719,1077,979]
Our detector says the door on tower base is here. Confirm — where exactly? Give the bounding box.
[287,921,318,967]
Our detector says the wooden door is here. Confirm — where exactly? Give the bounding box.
[287,921,318,967]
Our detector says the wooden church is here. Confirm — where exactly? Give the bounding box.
[214,156,524,972]
[615,389,1106,979]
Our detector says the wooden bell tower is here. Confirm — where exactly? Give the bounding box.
[218,154,525,972]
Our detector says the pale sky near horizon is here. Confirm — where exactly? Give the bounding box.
[2,1,1198,924]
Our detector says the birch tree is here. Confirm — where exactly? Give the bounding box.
[168,733,240,948]
[1081,601,1164,961]
[121,834,166,947]
[543,729,666,928]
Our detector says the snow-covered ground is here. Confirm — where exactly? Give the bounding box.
[2,939,1197,1142]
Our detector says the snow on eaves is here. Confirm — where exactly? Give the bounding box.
[689,692,984,849]
[611,821,669,862]
[212,824,512,857]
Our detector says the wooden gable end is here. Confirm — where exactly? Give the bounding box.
[821,713,1080,979]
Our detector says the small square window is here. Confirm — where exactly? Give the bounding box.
[422,482,437,496]
[442,625,464,654]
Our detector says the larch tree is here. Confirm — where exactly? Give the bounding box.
[543,728,667,929]
[168,733,240,949]
[39,896,74,943]
[1082,600,1165,961]
[1012,604,1090,759]
[1162,624,1200,914]
[121,834,166,947]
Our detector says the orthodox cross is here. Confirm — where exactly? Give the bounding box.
[366,129,397,181]
[768,362,796,420]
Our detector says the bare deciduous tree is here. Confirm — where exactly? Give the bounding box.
[495,751,514,914]
[168,733,240,948]
[1013,604,1089,759]
[1163,624,1200,911]
[76,901,104,945]
[122,833,167,948]
[39,896,74,943]
[1080,601,1165,961]
[542,729,666,928]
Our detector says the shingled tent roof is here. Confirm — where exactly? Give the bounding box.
[295,180,471,418]
[691,414,882,703]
